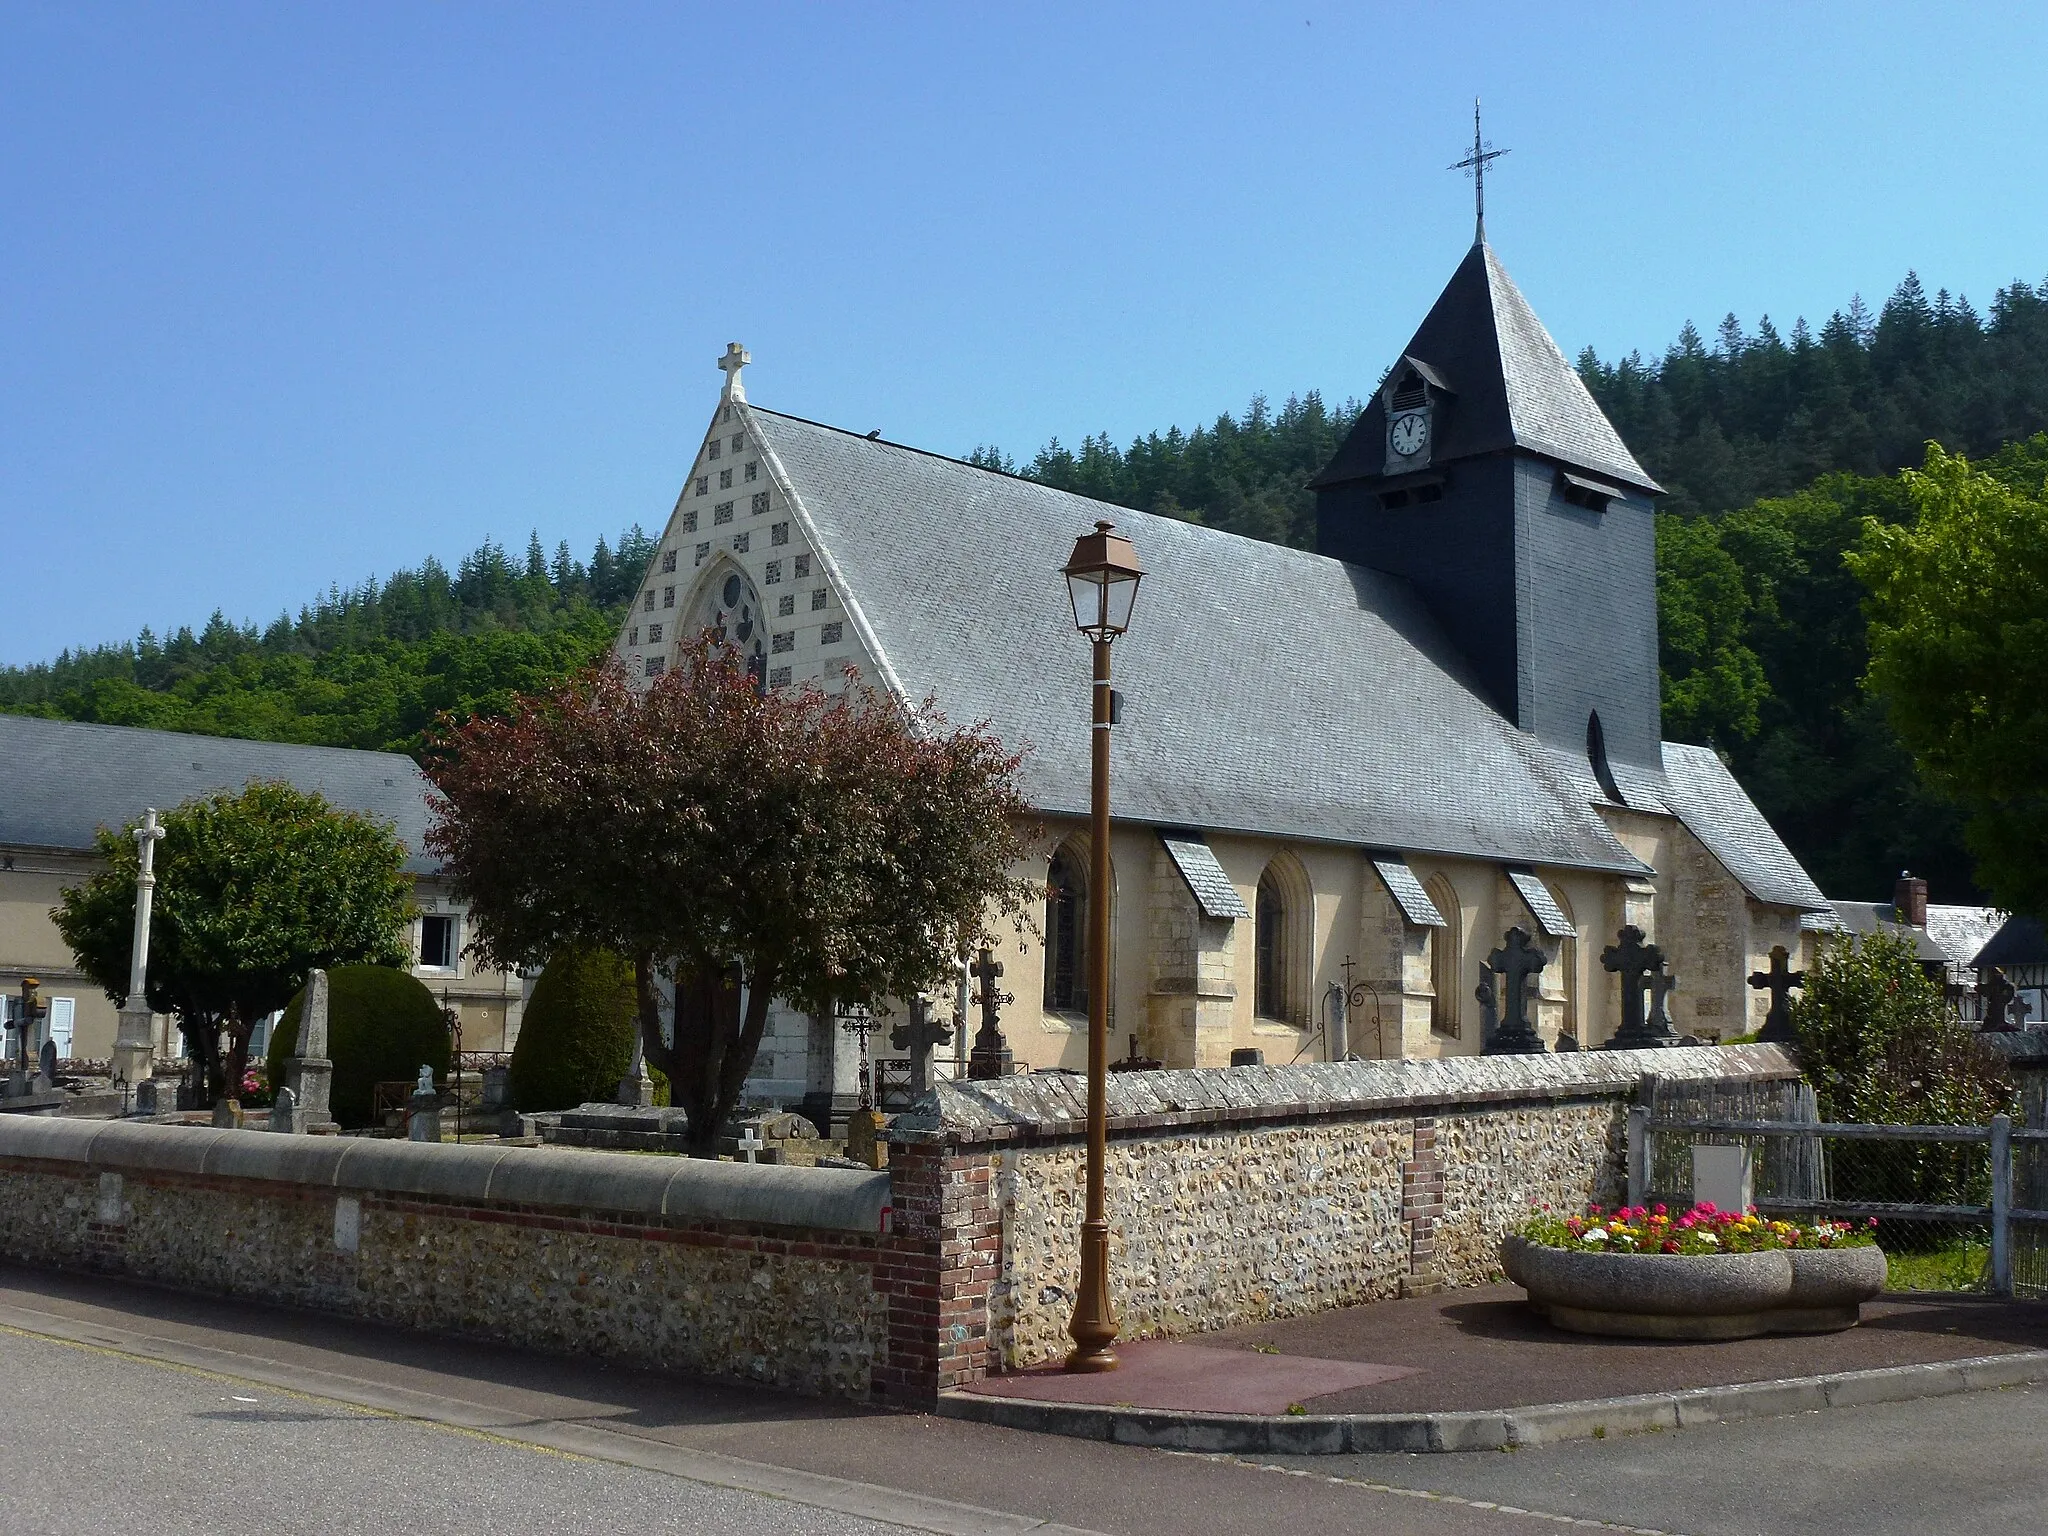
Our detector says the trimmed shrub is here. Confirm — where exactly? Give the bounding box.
[508,944,640,1112]
[266,964,451,1128]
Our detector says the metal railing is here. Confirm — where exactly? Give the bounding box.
[1629,1108,2048,1299]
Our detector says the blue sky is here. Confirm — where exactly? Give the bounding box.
[5,2,2046,665]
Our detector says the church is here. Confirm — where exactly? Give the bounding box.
[615,228,1829,1120]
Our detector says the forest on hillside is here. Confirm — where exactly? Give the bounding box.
[7,268,2047,904]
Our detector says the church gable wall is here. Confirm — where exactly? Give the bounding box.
[621,398,872,699]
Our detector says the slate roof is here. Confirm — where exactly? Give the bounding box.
[0,714,440,875]
[1161,835,1252,920]
[749,404,1656,876]
[1976,916,2047,970]
[1372,858,1446,927]
[1658,743,1828,911]
[1824,901,1949,966]
[1507,870,1576,939]
[1314,239,1661,495]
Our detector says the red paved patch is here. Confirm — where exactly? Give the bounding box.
[953,1341,1417,1415]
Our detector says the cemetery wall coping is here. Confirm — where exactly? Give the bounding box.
[0,1117,891,1234]
[890,1044,1800,1146]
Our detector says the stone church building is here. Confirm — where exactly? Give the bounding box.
[618,234,1828,1117]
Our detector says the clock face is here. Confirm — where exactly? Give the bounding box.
[1389,410,1429,458]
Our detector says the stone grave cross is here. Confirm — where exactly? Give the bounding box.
[1748,945,1805,1043]
[889,997,952,1096]
[1603,926,1679,1049]
[967,947,1014,1080]
[1981,967,2020,1032]
[737,1124,763,1163]
[1482,927,1548,1055]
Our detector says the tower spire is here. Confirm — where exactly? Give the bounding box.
[1449,97,1509,243]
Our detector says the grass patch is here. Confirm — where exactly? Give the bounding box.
[1883,1242,1990,1292]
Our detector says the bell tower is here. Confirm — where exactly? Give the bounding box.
[1313,234,1665,771]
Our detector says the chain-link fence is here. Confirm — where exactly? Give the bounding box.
[1633,1108,2048,1298]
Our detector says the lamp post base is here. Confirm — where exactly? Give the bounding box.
[1064,1217,1120,1372]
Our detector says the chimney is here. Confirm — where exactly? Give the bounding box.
[1893,871,1929,928]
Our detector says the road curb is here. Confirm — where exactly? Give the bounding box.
[936,1349,2048,1454]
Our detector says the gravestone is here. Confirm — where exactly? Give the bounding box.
[480,1064,511,1111]
[35,1038,57,1093]
[284,969,338,1133]
[1692,1144,1754,1213]
[1982,968,2020,1032]
[1749,945,1805,1044]
[1603,926,1680,1049]
[268,1085,299,1134]
[1474,966,1499,1043]
[1482,927,1548,1055]
[967,948,1014,1081]
[408,1065,441,1143]
[615,1031,654,1107]
[736,1124,764,1163]
[844,1107,887,1169]
[211,1098,244,1130]
[888,998,952,1096]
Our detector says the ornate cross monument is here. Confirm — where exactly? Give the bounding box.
[1482,927,1548,1055]
[1749,945,1806,1043]
[967,946,1014,1080]
[1603,926,1680,1049]
[111,807,165,1095]
[839,1006,879,1112]
[889,996,953,1096]
[1449,97,1509,241]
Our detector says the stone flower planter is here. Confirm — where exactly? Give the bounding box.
[1501,1233,1884,1340]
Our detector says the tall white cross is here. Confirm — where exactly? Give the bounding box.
[123,808,164,1010]
[1449,98,1509,243]
[717,342,750,402]
[737,1125,763,1163]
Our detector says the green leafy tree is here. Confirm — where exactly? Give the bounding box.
[424,647,1036,1155]
[54,782,412,1104]
[1793,929,2011,1215]
[264,964,451,1127]
[1794,929,2010,1127]
[506,944,640,1112]
[1851,445,2048,917]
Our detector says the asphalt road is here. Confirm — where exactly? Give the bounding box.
[2,1264,2044,1536]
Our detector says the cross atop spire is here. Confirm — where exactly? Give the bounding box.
[717,341,750,402]
[1449,97,1509,244]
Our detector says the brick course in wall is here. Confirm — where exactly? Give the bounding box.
[0,1045,1796,1406]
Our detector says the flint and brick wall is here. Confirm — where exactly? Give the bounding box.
[0,1045,1798,1402]
[894,1043,1799,1375]
[0,1121,901,1401]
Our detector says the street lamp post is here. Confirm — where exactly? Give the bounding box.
[1061,519,1144,1374]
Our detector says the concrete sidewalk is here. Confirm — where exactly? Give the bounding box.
[945,1284,2048,1452]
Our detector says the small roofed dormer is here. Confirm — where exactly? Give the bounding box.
[1376,357,1451,508]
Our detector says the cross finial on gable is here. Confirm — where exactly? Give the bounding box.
[717,341,750,402]
[1449,97,1509,244]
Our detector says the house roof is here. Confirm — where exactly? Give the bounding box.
[1658,743,1828,911]
[1823,901,1950,965]
[1314,239,1661,495]
[0,714,439,875]
[1925,904,2007,973]
[747,404,1800,885]
[1976,915,2047,970]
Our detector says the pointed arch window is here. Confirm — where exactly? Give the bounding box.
[1255,872,1286,1021]
[1044,846,1088,1014]
[1425,874,1462,1038]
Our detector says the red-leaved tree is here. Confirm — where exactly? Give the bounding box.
[424,643,1034,1154]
